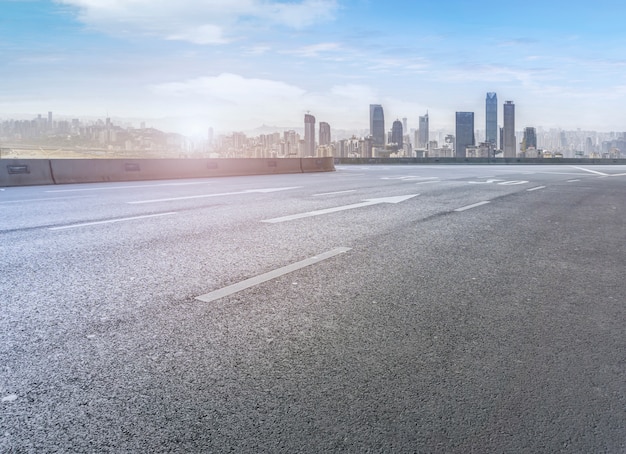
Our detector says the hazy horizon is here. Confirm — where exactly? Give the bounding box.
[3,1,626,136]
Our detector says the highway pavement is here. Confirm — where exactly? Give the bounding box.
[1,164,625,452]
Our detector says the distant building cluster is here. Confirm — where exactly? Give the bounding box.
[3,101,625,160]
[0,112,191,155]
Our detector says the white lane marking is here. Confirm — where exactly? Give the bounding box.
[567,179,581,182]
[454,201,491,212]
[129,187,302,204]
[570,166,608,176]
[313,190,357,197]
[415,180,440,185]
[527,186,546,192]
[610,173,626,177]
[381,176,438,181]
[196,247,352,303]
[498,180,529,185]
[0,196,90,204]
[261,194,419,223]
[46,181,210,193]
[468,179,505,184]
[49,212,177,230]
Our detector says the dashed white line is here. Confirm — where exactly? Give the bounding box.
[567,179,581,182]
[49,212,177,230]
[526,186,546,192]
[195,247,352,303]
[313,190,357,197]
[454,201,491,212]
[414,180,440,185]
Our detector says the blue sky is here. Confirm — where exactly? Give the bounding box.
[2,0,626,136]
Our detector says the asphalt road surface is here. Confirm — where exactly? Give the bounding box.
[2,164,625,453]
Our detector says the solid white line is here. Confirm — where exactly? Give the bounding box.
[0,196,90,204]
[570,166,608,176]
[454,201,491,212]
[129,187,301,204]
[195,247,352,303]
[313,190,357,197]
[526,186,546,192]
[46,182,210,193]
[49,212,177,230]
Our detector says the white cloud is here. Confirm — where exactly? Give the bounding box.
[56,0,339,43]
[288,42,342,58]
[150,73,306,101]
[147,74,387,133]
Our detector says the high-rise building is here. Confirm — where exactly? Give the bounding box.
[455,112,475,158]
[503,101,516,158]
[418,112,429,149]
[523,127,537,149]
[304,114,316,157]
[402,118,408,136]
[369,104,385,146]
[486,93,497,148]
[319,122,331,146]
[391,119,403,149]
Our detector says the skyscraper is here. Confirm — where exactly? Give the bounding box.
[391,119,403,149]
[486,93,497,148]
[369,104,385,146]
[319,122,331,146]
[455,112,475,158]
[503,101,516,158]
[523,127,537,149]
[304,114,316,157]
[418,112,429,149]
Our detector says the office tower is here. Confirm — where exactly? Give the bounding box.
[319,121,331,146]
[486,93,497,147]
[369,104,385,146]
[455,112,475,158]
[418,112,429,149]
[402,118,408,136]
[503,101,516,158]
[47,111,52,129]
[304,114,316,157]
[524,127,537,149]
[391,119,403,149]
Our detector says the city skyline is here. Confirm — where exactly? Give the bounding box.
[3,1,626,136]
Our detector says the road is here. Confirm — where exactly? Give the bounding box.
[1,164,625,452]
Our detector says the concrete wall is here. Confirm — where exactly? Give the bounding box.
[335,157,626,165]
[0,157,335,187]
[0,159,55,187]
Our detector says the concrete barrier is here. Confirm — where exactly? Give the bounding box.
[47,157,315,185]
[300,157,335,172]
[335,157,626,165]
[0,159,55,187]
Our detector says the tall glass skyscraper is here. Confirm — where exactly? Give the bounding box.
[503,101,515,158]
[455,112,475,158]
[486,93,497,148]
[418,112,429,149]
[304,114,316,157]
[369,104,385,146]
[319,121,331,146]
[391,119,403,149]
